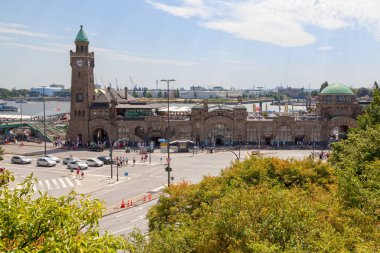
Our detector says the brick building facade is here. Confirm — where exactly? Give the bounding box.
[66,27,362,148]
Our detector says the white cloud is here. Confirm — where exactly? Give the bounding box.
[147,0,380,47]
[0,22,49,38]
[146,0,211,18]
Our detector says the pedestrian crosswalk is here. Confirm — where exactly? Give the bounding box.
[12,176,81,193]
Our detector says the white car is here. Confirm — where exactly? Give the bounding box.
[63,157,80,165]
[11,155,32,164]
[86,158,104,167]
[42,155,60,163]
[37,157,56,167]
[67,160,88,170]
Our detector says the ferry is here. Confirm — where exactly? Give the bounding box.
[0,100,18,112]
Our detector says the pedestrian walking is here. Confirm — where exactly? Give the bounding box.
[81,171,84,179]
[76,167,80,179]
[160,157,163,164]
[133,158,136,166]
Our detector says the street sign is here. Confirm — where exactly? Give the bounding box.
[124,172,129,177]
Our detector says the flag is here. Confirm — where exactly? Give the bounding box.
[56,107,61,111]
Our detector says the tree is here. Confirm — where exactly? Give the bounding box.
[135,156,379,252]
[357,88,380,129]
[0,146,4,160]
[157,89,162,98]
[146,92,152,98]
[311,90,318,96]
[0,172,131,252]
[176,88,180,98]
[374,81,378,89]
[320,81,328,92]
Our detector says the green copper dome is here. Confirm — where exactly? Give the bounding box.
[320,83,354,95]
[75,25,89,42]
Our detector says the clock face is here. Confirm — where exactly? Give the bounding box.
[75,59,83,68]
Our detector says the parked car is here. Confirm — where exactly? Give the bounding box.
[42,155,60,163]
[63,157,80,165]
[37,157,57,167]
[88,144,104,152]
[11,155,32,164]
[67,160,88,170]
[86,158,104,167]
[97,156,113,165]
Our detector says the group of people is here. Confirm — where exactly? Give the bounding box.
[319,150,330,160]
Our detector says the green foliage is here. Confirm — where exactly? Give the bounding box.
[135,156,379,252]
[0,146,4,160]
[146,92,152,98]
[357,88,380,129]
[311,90,318,96]
[320,81,328,92]
[0,88,29,99]
[356,87,371,97]
[0,173,131,252]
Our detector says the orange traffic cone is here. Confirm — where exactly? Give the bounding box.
[143,195,146,202]
[148,193,152,201]
[121,199,125,208]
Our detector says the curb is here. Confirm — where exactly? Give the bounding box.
[102,191,162,217]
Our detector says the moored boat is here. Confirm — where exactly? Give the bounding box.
[0,100,18,111]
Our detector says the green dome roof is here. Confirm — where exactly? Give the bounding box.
[75,25,89,42]
[320,83,354,95]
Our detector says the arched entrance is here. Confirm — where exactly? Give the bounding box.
[330,125,349,140]
[207,124,233,146]
[92,128,109,145]
[215,135,224,146]
[328,116,357,141]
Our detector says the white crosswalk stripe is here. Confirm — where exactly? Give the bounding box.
[58,178,67,188]
[45,180,52,190]
[52,179,60,190]
[65,177,74,187]
[75,178,82,185]
[38,181,45,191]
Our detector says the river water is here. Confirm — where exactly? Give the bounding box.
[0,101,307,117]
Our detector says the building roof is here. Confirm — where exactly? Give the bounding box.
[75,25,89,42]
[116,104,152,109]
[234,104,247,110]
[320,83,354,95]
[191,104,204,110]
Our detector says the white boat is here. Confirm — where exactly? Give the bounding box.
[0,100,18,112]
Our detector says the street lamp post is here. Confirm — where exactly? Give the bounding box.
[109,138,127,181]
[257,86,263,153]
[42,86,47,155]
[161,79,175,187]
[19,95,23,145]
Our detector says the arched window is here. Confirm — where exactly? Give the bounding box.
[75,110,77,117]
[83,110,85,117]
[78,110,81,116]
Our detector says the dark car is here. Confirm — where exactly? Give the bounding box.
[88,144,104,152]
[97,156,113,165]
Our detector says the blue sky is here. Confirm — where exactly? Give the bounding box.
[1,0,380,90]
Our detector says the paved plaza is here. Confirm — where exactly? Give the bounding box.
[1,142,319,234]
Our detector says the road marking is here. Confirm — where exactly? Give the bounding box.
[75,178,82,186]
[58,178,67,188]
[130,215,145,223]
[38,181,45,191]
[52,179,60,190]
[45,180,52,190]
[65,177,74,187]
[111,225,135,235]
[151,186,164,192]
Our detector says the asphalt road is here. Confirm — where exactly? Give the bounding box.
[2,143,316,235]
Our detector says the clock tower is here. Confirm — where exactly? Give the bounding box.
[66,25,95,145]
